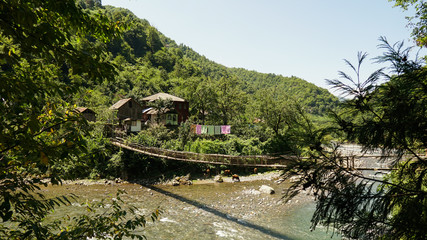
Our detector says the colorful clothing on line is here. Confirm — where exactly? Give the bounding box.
[201,125,208,134]
[207,125,215,135]
[190,124,197,134]
[195,125,202,134]
[221,125,231,134]
[214,125,221,135]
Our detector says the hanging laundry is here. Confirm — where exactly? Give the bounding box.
[214,125,221,135]
[196,125,202,135]
[201,125,208,134]
[221,125,226,134]
[208,125,215,135]
[221,125,231,134]
[190,124,197,134]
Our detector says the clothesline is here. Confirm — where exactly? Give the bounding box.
[190,124,231,135]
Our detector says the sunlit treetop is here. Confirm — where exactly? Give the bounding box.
[391,0,427,47]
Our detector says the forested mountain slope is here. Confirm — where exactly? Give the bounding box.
[229,68,338,115]
[180,45,338,115]
[76,4,338,123]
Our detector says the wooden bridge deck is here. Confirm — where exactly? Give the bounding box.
[110,138,293,168]
[110,138,398,171]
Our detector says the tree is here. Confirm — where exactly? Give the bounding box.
[391,0,427,47]
[255,86,297,135]
[213,76,247,125]
[186,76,217,124]
[281,38,427,239]
[146,26,164,53]
[76,0,102,9]
[0,1,158,239]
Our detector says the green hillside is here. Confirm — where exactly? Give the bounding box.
[72,5,338,123]
[179,45,339,115]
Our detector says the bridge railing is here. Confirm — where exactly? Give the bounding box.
[110,138,293,167]
[110,138,406,170]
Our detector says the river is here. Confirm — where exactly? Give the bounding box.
[41,173,341,240]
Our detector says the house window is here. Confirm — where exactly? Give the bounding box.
[166,114,178,125]
[178,103,182,109]
[131,120,137,126]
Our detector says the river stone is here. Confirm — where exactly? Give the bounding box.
[214,175,223,183]
[181,179,193,185]
[172,179,180,186]
[259,185,275,194]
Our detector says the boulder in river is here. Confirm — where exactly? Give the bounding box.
[179,174,193,185]
[171,175,193,186]
[259,185,275,194]
[214,175,223,183]
[172,179,180,186]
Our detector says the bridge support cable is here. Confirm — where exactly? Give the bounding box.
[110,138,400,171]
[110,138,291,168]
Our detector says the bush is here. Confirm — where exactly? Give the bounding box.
[184,135,264,155]
[127,124,175,148]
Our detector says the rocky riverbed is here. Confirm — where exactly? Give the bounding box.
[60,170,285,186]
[41,171,340,240]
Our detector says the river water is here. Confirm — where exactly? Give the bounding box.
[41,175,341,240]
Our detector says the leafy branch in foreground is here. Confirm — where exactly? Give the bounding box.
[282,37,427,239]
[55,190,160,240]
[1,0,159,239]
[1,190,160,240]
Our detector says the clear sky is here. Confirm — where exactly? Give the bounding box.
[102,0,418,92]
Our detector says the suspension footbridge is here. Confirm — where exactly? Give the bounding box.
[110,138,398,171]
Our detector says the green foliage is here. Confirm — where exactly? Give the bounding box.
[253,86,298,135]
[67,4,338,135]
[0,0,158,239]
[381,159,427,239]
[174,76,216,124]
[179,44,338,117]
[34,2,340,183]
[185,135,264,156]
[227,68,339,116]
[282,38,427,239]
[127,124,178,149]
[1,0,340,237]
[391,0,427,47]
[58,190,159,240]
[213,76,247,125]
[1,190,159,240]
